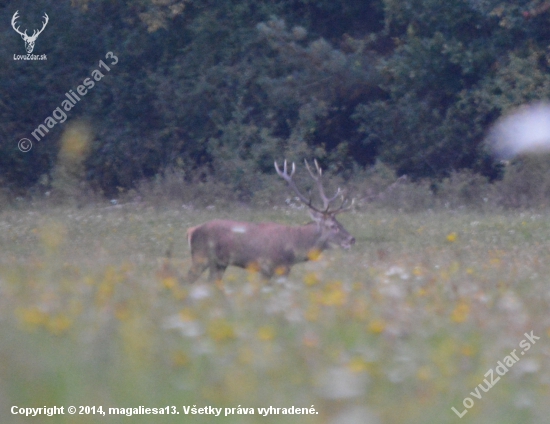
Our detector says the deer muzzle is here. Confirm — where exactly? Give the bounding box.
[341,236,355,249]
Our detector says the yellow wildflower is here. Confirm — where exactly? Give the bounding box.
[321,281,346,306]
[451,301,470,323]
[17,307,48,328]
[161,276,177,289]
[245,261,261,274]
[307,248,322,261]
[274,265,288,276]
[257,326,275,341]
[368,319,386,334]
[303,272,320,286]
[46,314,72,335]
[348,356,369,373]
[446,232,457,242]
[208,319,235,342]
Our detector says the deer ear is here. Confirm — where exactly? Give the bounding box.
[308,210,324,223]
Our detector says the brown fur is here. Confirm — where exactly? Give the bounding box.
[186,225,199,248]
[185,218,354,283]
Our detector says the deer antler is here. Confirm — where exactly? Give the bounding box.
[331,195,354,215]
[275,160,324,213]
[304,159,342,211]
[275,159,353,214]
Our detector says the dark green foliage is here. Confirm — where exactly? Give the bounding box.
[2,1,157,194]
[3,0,550,203]
[353,0,550,179]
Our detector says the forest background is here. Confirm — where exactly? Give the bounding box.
[3,0,550,208]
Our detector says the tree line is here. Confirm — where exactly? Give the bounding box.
[2,0,549,198]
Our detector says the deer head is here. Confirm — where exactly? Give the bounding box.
[275,159,355,249]
[12,11,49,54]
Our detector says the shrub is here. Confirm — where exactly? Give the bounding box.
[494,154,550,209]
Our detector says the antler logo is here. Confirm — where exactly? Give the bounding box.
[11,11,49,54]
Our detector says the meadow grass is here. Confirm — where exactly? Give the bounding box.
[1,201,550,423]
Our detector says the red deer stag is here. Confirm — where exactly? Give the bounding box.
[185,160,355,283]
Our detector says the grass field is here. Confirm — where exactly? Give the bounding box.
[1,201,550,423]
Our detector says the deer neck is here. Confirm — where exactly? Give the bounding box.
[287,222,328,258]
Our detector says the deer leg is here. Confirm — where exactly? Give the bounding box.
[208,263,227,283]
[259,270,274,281]
[186,256,208,284]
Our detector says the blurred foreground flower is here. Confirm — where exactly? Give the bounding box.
[348,356,370,373]
[446,232,457,242]
[368,319,386,334]
[17,307,47,329]
[451,301,470,323]
[304,272,320,286]
[46,314,72,335]
[208,318,235,342]
[320,281,347,306]
[257,326,275,341]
